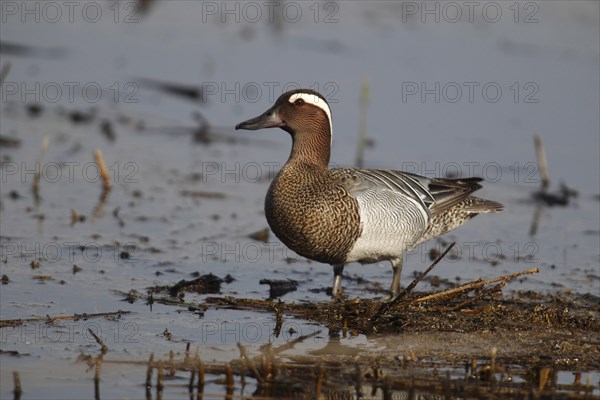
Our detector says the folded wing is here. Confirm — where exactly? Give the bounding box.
[334,169,486,217]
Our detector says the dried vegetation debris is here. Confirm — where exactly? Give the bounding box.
[204,290,599,335]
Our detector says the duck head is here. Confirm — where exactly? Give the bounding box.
[235,89,333,166]
[235,89,332,137]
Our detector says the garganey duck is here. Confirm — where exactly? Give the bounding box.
[235,89,503,299]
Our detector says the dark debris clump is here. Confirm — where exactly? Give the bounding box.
[154,273,226,297]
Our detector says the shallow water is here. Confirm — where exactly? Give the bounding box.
[1,1,599,398]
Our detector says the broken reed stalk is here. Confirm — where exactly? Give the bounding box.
[529,205,543,236]
[539,367,552,390]
[356,76,370,168]
[534,134,550,190]
[443,280,507,312]
[197,359,205,393]
[32,135,49,204]
[94,149,112,191]
[13,371,22,400]
[372,242,456,321]
[261,344,273,383]
[188,364,195,394]
[145,353,154,391]
[92,149,112,220]
[0,310,131,329]
[92,186,111,220]
[88,328,108,355]
[225,363,234,395]
[410,267,539,305]
[184,342,191,365]
[94,355,102,400]
[169,350,175,377]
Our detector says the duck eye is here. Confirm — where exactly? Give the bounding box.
[294,98,305,106]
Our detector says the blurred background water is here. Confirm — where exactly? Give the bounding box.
[1,1,599,398]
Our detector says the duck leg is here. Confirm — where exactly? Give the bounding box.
[389,258,403,298]
[332,264,345,296]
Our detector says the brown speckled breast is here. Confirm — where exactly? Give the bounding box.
[265,162,361,265]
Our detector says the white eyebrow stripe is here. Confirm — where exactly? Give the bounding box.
[288,92,333,139]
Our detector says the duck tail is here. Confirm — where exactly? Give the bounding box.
[464,196,504,213]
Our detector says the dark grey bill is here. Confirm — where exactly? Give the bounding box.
[235,108,284,130]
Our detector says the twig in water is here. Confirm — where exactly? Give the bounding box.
[0,310,131,328]
[92,189,111,220]
[197,358,205,394]
[92,149,112,220]
[32,135,49,205]
[184,342,191,365]
[13,371,22,400]
[188,364,195,394]
[225,363,234,396]
[94,149,112,191]
[261,343,273,383]
[145,353,154,395]
[94,355,102,400]
[529,204,543,236]
[169,350,175,377]
[88,328,108,355]
[534,134,550,190]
